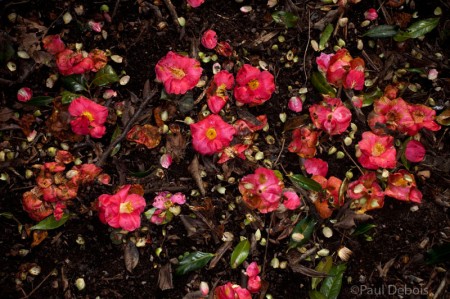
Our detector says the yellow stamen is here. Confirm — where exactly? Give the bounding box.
[372,142,385,157]
[170,67,186,79]
[205,127,217,140]
[119,201,134,214]
[216,84,227,98]
[248,79,260,90]
[81,111,94,122]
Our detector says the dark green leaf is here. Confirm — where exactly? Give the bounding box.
[289,216,318,249]
[400,138,412,170]
[311,72,336,97]
[30,214,70,230]
[363,25,398,38]
[91,65,119,87]
[110,126,122,157]
[362,88,382,107]
[289,174,323,192]
[425,243,450,265]
[352,223,377,236]
[319,24,334,50]
[312,256,333,289]
[0,41,15,63]
[394,18,440,42]
[25,96,54,106]
[319,263,347,299]
[61,91,80,105]
[61,74,87,92]
[309,290,327,299]
[175,251,214,275]
[178,92,194,113]
[230,239,250,269]
[271,11,299,28]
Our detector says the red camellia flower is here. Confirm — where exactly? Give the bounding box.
[17,87,33,102]
[357,131,396,170]
[304,158,328,177]
[343,58,365,91]
[68,97,108,138]
[187,0,205,8]
[347,172,385,213]
[215,282,251,299]
[155,51,203,95]
[309,97,352,135]
[245,262,261,294]
[368,97,414,135]
[42,34,66,55]
[239,167,284,213]
[98,185,146,231]
[385,170,422,203]
[326,49,352,87]
[405,140,426,163]
[201,29,218,49]
[190,114,236,155]
[56,49,94,76]
[22,187,53,221]
[207,70,234,113]
[288,127,319,158]
[218,143,248,164]
[282,190,302,210]
[234,64,275,106]
[215,41,233,57]
[406,104,441,136]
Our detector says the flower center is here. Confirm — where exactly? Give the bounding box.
[205,127,217,140]
[170,67,186,79]
[216,84,227,98]
[119,201,134,214]
[412,111,425,124]
[248,79,260,90]
[81,111,94,122]
[372,142,385,157]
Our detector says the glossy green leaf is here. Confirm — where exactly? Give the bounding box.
[362,88,382,107]
[175,251,214,275]
[394,18,440,42]
[363,25,398,38]
[425,243,450,265]
[289,174,323,192]
[30,214,70,230]
[230,239,250,269]
[352,223,377,236]
[61,91,80,105]
[312,256,333,289]
[436,107,450,126]
[289,216,318,249]
[271,11,299,28]
[25,96,54,106]
[319,24,334,50]
[319,263,347,299]
[61,74,87,92]
[311,72,336,97]
[110,126,122,157]
[91,65,119,87]
[309,290,327,299]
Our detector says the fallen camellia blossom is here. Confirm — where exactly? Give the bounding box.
[239,167,284,213]
[368,97,414,135]
[406,104,441,136]
[88,49,108,72]
[385,170,422,203]
[98,185,146,231]
[215,282,251,299]
[309,97,352,135]
[233,114,267,136]
[155,51,203,95]
[215,41,233,57]
[68,96,108,138]
[201,29,218,49]
[288,127,319,158]
[22,187,53,221]
[56,49,94,76]
[187,0,205,8]
[405,140,426,163]
[357,131,396,170]
[347,172,385,213]
[17,87,33,102]
[312,175,343,219]
[234,64,275,106]
[126,124,162,149]
[207,70,234,114]
[288,96,303,112]
[364,8,378,20]
[190,114,235,155]
[282,189,302,210]
[148,191,186,224]
[42,34,66,55]
[217,143,248,164]
[343,58,365,91]
[160,153,173,168]
[304,158,328,177]
[245,262,261,293]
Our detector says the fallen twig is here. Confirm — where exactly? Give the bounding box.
[20,268,56,299]
[162,0,180,28]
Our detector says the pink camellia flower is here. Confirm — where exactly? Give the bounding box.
[215,282,251,299]
[368,97,414,135]
[364,8,378,21]
[98,185,146,231]
[316,52,334,73]
[234,64,275,106]
[88,20,103,32]
[149,191,186,224]
[155,51,203,95]
[405,140,426,163]
[406,104,441,136]
[17,87,33,102]
[343,58,365,91]
[239,167,284,213]
[326,48,352,87]
[42,35,66,55]
[207,70,234,113]
[187,0,205,8]
[385,170,422,203]
[53,202,66,221]
[357,131,397,170]
[304,158,328,177]
[347,172,385,213]
[288,96,303,112]
[309,97,352,135]
[246,262,260,278]
[245,262,261,293]
[56,49,94,76]
[190,114,235,155]
[201,29,218,49]
[88,49,108,72]
[282,190,302,210]
[68,96,108,138]
[288,127,319,158]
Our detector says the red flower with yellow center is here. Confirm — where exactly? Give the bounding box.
[357,131,396,169]
[234,64,275,106]
[68,96,108,138]
[207,70,234,114]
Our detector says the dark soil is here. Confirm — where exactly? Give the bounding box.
[1,0,449,299]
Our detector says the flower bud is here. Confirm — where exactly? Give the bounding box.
[200,281,209,296]
[160,153,172,169]
[364,8,378,21]
[17,87,33,102]
[75,278,85,290]
[288,96,303,112]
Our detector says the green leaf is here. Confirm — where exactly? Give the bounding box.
[319,263,347,299]
[425,243,450,265]
[352,223,377,236]
[436,107,450,126]
[91,65,119,87]
[110,126,122,157]
[129,166,154,178]
[230,239,250,269]
[271,11,299,28]
[61,74,87,92]
[25,96,54,106]
[312,256,333,289]
[363,25,398,38]
[289,174,323,192]
[0,41,15,63]
[175,251,214,275]
[289,216,318,249]
[362,88,382,107]
[61,91,80,105]
[311,72,336,97]
[30,214,70,230]
[400,138,412,170]
[394,18,440,42]
[0,212,14,219]
[309,290,327,299]
[319,24,334,51]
